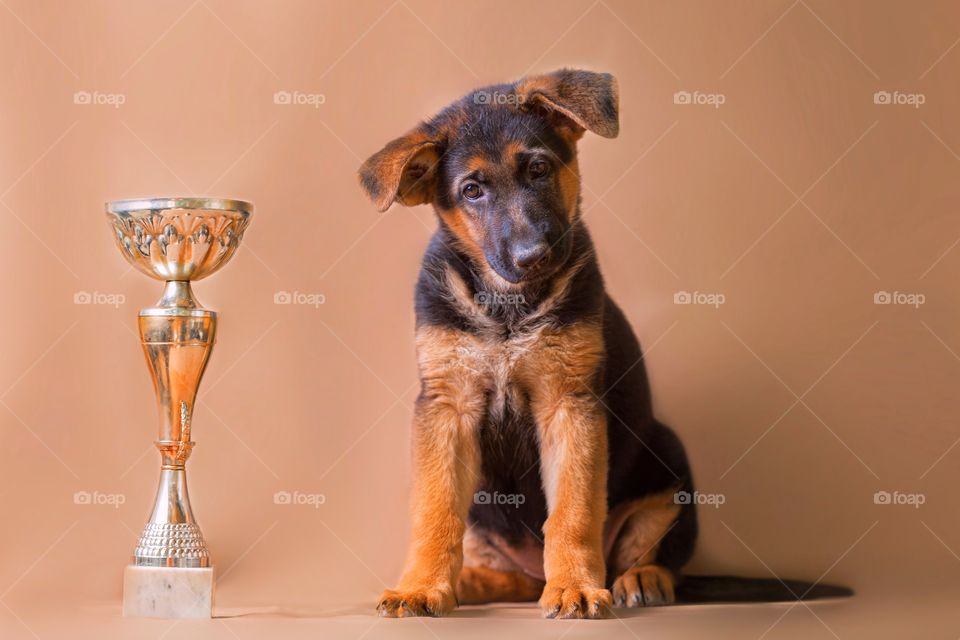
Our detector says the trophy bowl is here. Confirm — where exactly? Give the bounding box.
[106,197,252,282]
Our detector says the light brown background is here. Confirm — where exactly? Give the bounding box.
[1,1,959,638]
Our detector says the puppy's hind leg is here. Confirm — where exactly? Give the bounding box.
[608,489,685,607]
[458,566,544,604]
[456,528,544,604]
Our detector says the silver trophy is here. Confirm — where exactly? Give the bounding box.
[106,197,252,617]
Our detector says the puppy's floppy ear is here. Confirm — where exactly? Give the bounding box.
[358,130,441,212]
[516,69,619,138]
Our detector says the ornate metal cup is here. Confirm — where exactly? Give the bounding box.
[107,197,251,570]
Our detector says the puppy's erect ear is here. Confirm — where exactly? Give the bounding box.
[358,130,441,212]
[516,69,619,138]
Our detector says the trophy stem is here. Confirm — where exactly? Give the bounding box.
[132,296,217,568]
[157,280,201,309]
[134,470,208,568]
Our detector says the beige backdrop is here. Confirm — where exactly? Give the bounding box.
[1,1,959,638]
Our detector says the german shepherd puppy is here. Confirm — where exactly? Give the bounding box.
[358,69,850,618]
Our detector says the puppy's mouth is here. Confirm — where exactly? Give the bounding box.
[511,260,561,284]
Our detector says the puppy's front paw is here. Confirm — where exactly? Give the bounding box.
[539,581,612,619]
[377,586,457,618]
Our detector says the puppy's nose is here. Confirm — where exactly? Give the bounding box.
[513,241,550,270]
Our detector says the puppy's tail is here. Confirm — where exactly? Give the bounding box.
[675,575,853,604]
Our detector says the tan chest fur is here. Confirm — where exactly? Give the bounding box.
[412,263,604,424]
[415,319,604,424]
[415,324,542,418]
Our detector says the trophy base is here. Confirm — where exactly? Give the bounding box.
[122,565,214,618]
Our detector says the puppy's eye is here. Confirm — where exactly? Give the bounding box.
[462,183,483,200]
[528,159,550,178]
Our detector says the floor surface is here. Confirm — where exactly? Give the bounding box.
[5,592,956,640]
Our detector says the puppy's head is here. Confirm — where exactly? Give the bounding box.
[359,69,618,285]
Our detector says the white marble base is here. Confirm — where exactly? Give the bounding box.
[122,565,214,618]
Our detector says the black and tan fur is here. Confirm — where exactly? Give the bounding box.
[358,69,850,618]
